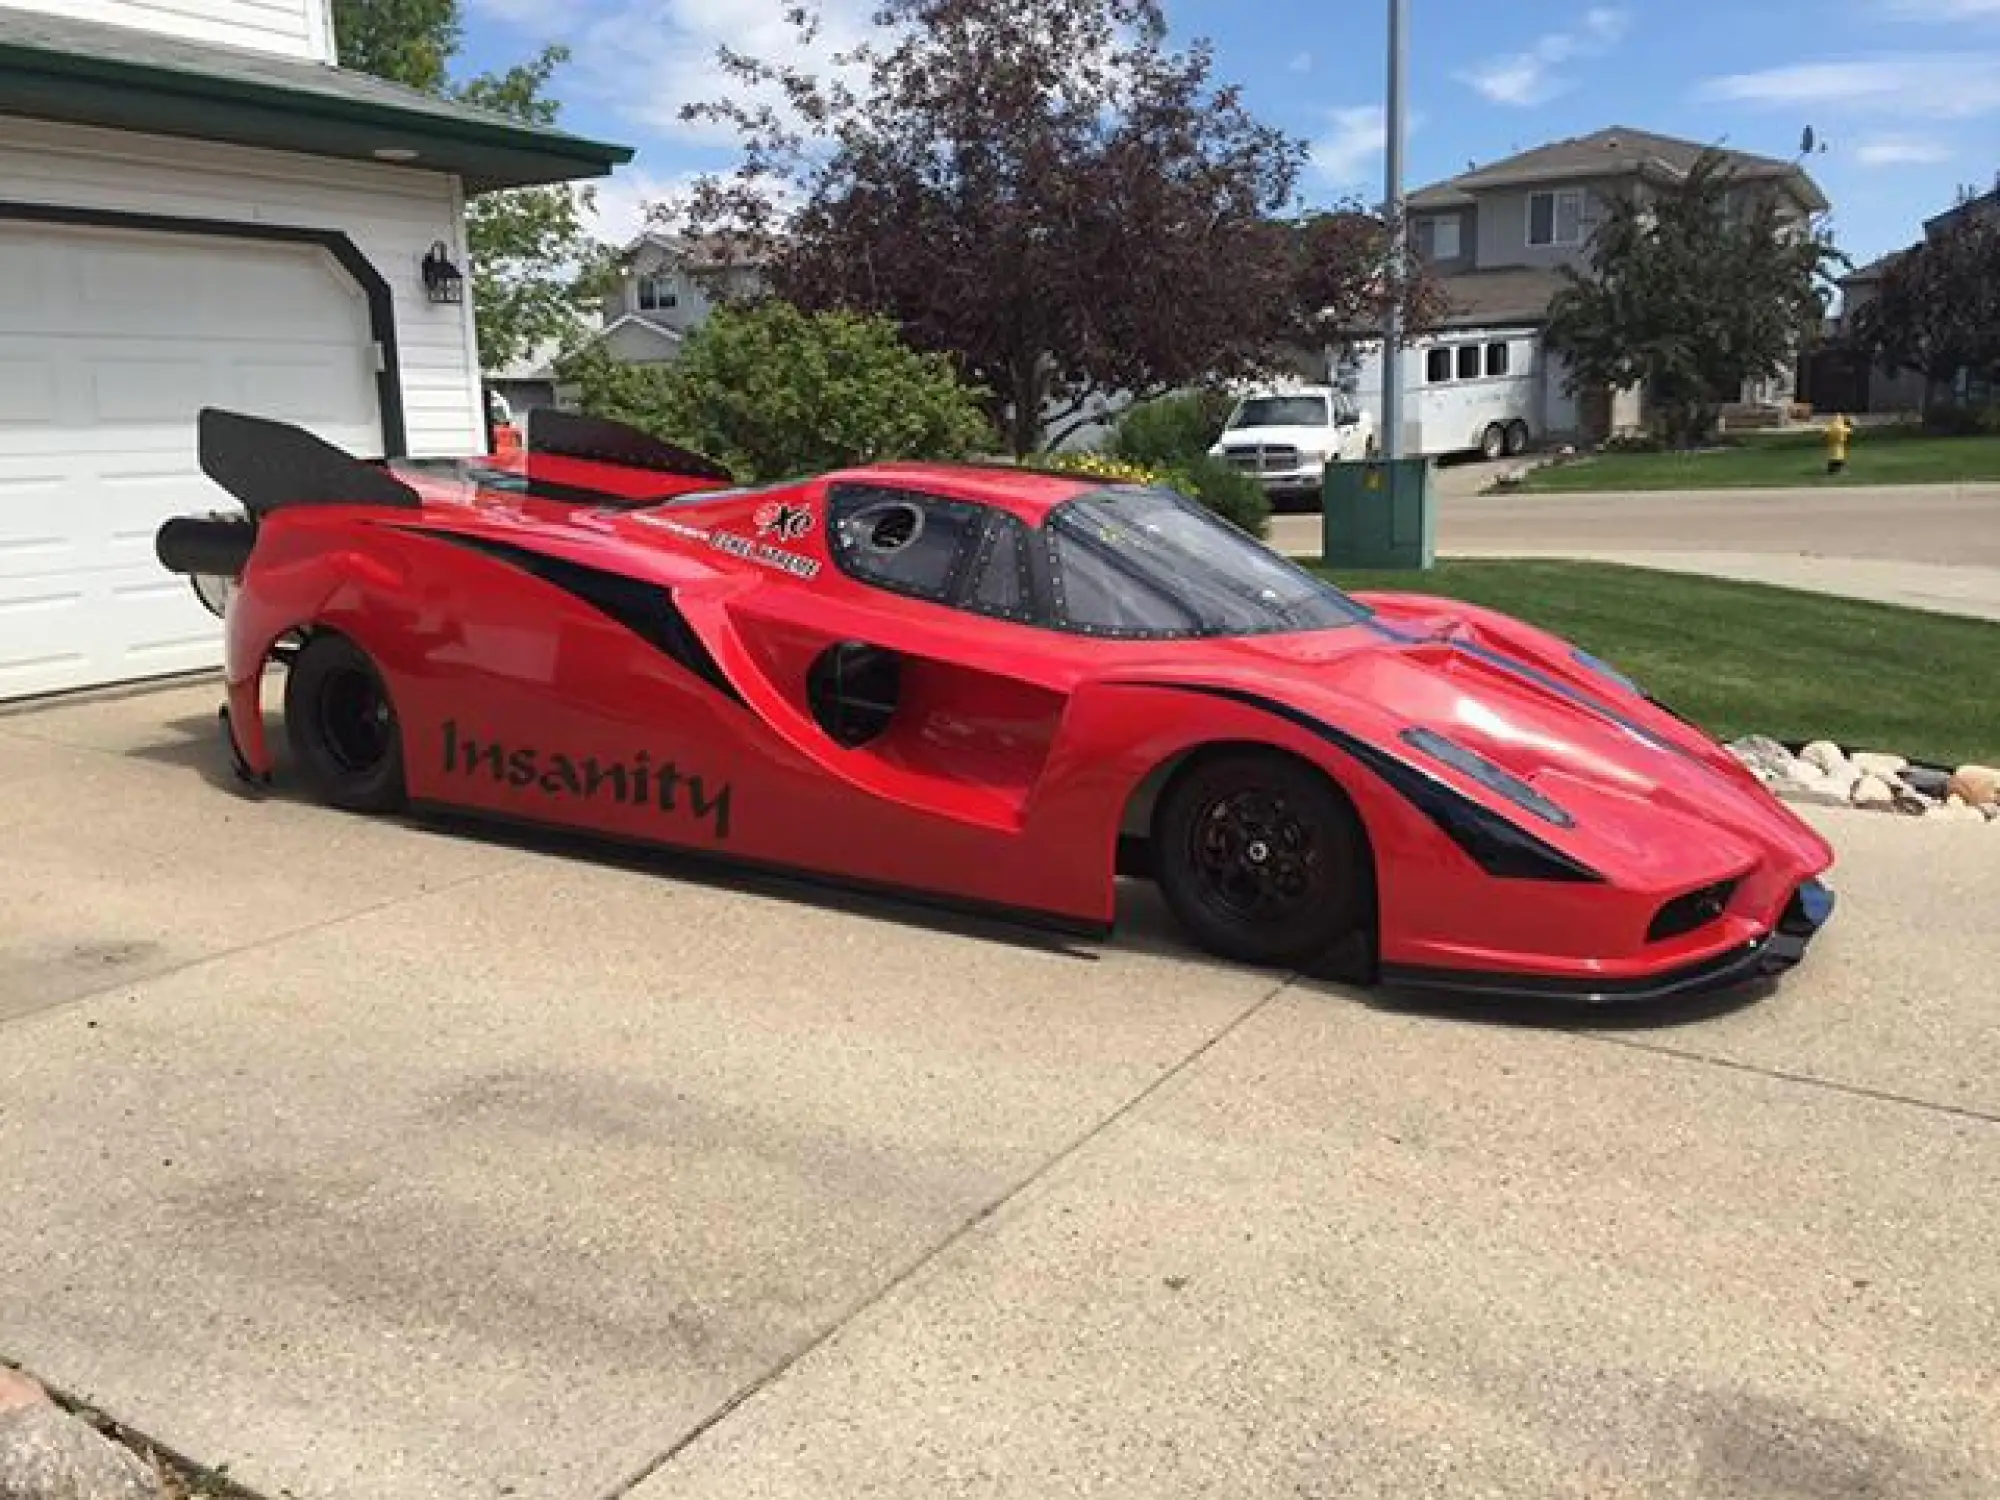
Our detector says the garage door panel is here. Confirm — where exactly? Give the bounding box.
[0,220,385,700]
[0,357,59,425]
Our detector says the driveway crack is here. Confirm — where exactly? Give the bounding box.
[600,969,1301,1499]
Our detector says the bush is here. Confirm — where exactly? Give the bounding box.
[1107,389,1234,470]
[1032,449,1271,538]
[559,302,994,481]
[1921,400,2000,437]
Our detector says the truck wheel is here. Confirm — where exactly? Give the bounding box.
[1480,423,1506,461]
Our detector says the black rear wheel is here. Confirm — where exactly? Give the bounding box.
[1153,750,1367,968]
[283,631,406,812]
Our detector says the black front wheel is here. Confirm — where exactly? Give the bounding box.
[1153,751,1368,968]
[283,631,407,813]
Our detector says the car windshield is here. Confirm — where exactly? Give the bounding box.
[1226,396,1328,430]
[1047,486,1371,639]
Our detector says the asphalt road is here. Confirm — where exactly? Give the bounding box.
[1269,478,2000,620]
[3,682,1996,1500]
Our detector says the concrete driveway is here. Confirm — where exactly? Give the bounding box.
[3,680,1997,1499]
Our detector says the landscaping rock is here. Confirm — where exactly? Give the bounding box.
[1799,740,1847,774]
[1947,764,2000,808]
[1728,735,1799,783]
[1851,751,1909,778]
[0,1404,163,1500]
[1776,784,1853,809]
[1903,766,1952,799]
[1851,774,1897,809]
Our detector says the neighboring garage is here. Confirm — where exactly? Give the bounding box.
[0,0,631,702]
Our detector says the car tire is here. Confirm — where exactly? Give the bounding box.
[1505,420,1531,456]
[1480,423,1506,461]
[1153,749,1368,969]
[283,630,407,813]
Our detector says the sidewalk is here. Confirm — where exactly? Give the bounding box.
[1439,549,2000,623]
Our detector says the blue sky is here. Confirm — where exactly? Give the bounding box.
[454,0,2000,267]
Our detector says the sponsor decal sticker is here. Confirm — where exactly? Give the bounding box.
[708,528,821,579]
[442,721,733,839]
[754,501,813,542]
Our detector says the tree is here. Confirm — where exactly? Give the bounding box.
[330,4,610,374]
[559,302,995,480]
[1847,216,2000,417]
[330,0,459,90]
[450,48,619,372]
[668,0,1435,455]
[1543,151,1840,447]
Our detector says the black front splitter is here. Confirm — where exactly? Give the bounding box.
[1379,878,1836,1006]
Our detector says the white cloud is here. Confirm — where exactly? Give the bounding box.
[527,0,880,146]
[1455,5,1634,107]
[579,166,705,245]
[1311,106,1387,186]
[1289,50,1314,73]
[1854,134,1955,164]
[1699,53,2000,117]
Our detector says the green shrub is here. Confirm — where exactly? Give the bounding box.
[1921,400,2000,437]
[558,302,994,481]
[1032,449,1271,539]
[1107,389,1234,469]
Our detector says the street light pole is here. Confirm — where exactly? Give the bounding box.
[1381,0,1408,460]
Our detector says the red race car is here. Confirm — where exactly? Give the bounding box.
[156,407,1835,1002]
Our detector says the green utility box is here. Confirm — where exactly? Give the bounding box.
[1321,457,1436,570]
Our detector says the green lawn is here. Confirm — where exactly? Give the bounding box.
[1318,560,2000,767]
[1503,428,2000,493]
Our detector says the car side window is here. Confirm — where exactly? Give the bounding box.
[964,511,1040,622]
[827,483,985,603]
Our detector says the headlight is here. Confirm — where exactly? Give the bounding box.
[1401,727,1575,828]
[190,573,235,619]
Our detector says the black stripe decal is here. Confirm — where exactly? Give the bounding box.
[1119,680,1603,884]
[397,529,745,706]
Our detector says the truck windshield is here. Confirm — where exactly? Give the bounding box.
[1226,396,1328,430]
[1046,486,1371,639]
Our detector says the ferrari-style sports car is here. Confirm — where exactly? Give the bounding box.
[155,407,1835,1001]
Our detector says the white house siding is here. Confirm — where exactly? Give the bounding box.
[0,0,331,59]
[0,115,483,459]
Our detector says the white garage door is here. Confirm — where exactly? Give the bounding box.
[0,220,384,701]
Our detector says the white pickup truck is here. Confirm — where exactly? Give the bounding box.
[1208,385,1377,509]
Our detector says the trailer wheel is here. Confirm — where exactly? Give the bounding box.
[1480,423,1506,461]
[1505,420,1531,456]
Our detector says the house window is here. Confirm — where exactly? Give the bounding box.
[637,274,678,311]
[1528,189,1585,247]
[1456,344,1481,380]
[1415,215,1461,261]
[1486,341,1511,377]
[1427,347,1453,383]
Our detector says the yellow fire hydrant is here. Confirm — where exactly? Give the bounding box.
[1824,413,1854,475]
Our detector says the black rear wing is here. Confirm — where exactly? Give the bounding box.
[523,407,735,483]
[195,408,422,517]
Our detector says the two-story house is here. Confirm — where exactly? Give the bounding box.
[1396,126,1829,443]
[488,230,767,413]
[1823,181,1999,414]
[0,0,630,701]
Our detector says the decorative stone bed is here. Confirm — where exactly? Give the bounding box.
[1727,737,2000,824]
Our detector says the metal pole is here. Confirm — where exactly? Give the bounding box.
[1382,0,1407,459]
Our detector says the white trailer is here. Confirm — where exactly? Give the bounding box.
[1337,325,1546,461]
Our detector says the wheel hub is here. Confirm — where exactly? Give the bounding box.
[1189,790,1323,922]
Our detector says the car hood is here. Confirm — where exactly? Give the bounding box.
[1176,590,1832,883]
